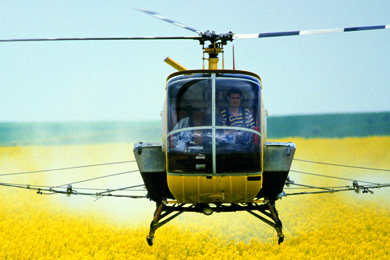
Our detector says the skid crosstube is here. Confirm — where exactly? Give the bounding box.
[146,199,284,246]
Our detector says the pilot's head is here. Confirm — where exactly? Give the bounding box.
[226,87,243,109]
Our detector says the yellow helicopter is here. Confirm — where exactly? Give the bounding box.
[1,8,389,246]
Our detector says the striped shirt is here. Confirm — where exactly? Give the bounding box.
[220,108,255,128]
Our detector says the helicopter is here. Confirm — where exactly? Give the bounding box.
[0,8,389,247]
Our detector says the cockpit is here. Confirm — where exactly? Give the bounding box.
[166,72,262,175]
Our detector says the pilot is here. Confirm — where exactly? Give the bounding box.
[219,87,255,146]
[220,87,255,129]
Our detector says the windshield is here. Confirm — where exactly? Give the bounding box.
[167,73,262,174]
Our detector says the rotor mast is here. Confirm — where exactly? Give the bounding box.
[199,31,233,70]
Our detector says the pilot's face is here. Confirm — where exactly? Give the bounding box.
[229,93,241,108]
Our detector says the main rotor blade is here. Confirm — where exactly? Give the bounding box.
[135,8,202,34]
[0,36,201,43]
[233,25,390,39]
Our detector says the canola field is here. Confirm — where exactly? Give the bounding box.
[0,136,389,259]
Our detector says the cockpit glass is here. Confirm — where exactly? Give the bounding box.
[167,74,262,174]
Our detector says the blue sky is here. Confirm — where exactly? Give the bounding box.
[1,1,389,121]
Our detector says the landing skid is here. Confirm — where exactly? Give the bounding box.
[146,199,284,246]
[146,202,188,246]
[245,199,284,244]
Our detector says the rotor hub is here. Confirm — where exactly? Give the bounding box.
[199,30,234,47]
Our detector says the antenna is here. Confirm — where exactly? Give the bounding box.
[233,44,235,70]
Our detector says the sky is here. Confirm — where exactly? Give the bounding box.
[1,0,389,122]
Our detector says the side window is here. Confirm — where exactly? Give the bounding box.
[168,79,212,151]
[168,79,212,133]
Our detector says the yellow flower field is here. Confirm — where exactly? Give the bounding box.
[0,136,389,259]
